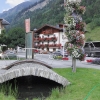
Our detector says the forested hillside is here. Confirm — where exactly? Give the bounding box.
[82,0,100,29]
[4,0,100,31]
[7,0,64,30]
[1,0,100,38]
[0,0,100,48]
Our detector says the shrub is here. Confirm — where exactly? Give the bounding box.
[53,56,62,60]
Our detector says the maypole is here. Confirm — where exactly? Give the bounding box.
[64,0,86,72]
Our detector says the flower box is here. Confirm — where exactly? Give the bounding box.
[87,60,93,63]
[56,44,61,47]
[49,44,53,47]
[62,57,69,60]
[45,44,49,47]
[50,37,57,41]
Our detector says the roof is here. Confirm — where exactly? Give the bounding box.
[34,24,63,33]
[85,41,100,43]
[0,18,10,25]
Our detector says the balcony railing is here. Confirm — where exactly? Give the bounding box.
[50,37,57,41]
[34,38,39,42]
[34,36,57,42]
[48,44,61,47]
[40,44,45,48]
[34,43,61,48]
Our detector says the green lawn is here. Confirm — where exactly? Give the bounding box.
[46,68,100,100]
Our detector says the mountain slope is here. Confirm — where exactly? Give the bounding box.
[0,0,39,22]
[0,0,100,40]
[4,0,64,30]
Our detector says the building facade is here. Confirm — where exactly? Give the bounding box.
[0,18,10,34]
[33,24,68,52]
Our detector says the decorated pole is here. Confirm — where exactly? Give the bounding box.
[64,0,86,72]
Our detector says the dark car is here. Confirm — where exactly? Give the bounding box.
[83,41,100,57]
[53,50,68,57]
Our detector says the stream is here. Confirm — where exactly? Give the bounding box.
[2,76,62,100]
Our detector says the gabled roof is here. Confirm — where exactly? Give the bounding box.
[0,18,10,25]
[34,24,63,33]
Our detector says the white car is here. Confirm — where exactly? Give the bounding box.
[5,51,17,58]
[0,51,17,59]
[53,50,68,57]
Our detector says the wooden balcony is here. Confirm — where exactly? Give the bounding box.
[34,37,57,43]
[40,44,45,48]
[34,38,39,42]
[48,44,61,48]
[50,37,57,41]
[34,43,61,48]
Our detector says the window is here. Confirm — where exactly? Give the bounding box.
[93,42,100,47]
[90,43,94,47]
[84,43,88,47]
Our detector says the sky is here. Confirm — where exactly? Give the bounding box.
[0,0,30,13]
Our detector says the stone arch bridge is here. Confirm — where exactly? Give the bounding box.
[0,59,70,87]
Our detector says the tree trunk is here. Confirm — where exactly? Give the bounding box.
[72,57,76,72]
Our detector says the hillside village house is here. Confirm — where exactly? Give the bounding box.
[0,18,10,34]
[33,24,68,52]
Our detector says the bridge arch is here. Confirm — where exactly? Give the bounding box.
[0,60,70,87]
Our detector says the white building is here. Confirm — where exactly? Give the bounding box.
[0,18,10,34]
[34,24,68,52]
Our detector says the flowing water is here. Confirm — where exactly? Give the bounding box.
[2,76,62,100]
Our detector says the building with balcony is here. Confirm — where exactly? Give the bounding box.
[0,18,10,34]
[33,24,68,52]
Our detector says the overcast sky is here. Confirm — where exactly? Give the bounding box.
[0,0,30,13]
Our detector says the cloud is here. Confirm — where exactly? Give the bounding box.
[6,0,28,7]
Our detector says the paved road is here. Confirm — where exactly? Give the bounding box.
[34,54,100,69]
[0,54,100,70]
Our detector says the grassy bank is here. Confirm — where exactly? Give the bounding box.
[0,93,16,100]
[46,68,100,100]
[86,25,100,41]
[0,82,18,100]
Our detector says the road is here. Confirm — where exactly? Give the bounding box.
[34,54,100,69]
[0,53,100,69]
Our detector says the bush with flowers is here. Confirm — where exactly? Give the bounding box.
[75,22,86,31]
[67,43,85,61]
[67,30,85,47]
[64,0,86,62]
[66,1,86,14]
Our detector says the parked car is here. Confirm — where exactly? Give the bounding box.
[2,51,17,58]
[53,50,68,57]
[83,41,100,57]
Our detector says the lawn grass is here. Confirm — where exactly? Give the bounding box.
[46,68,100,100]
